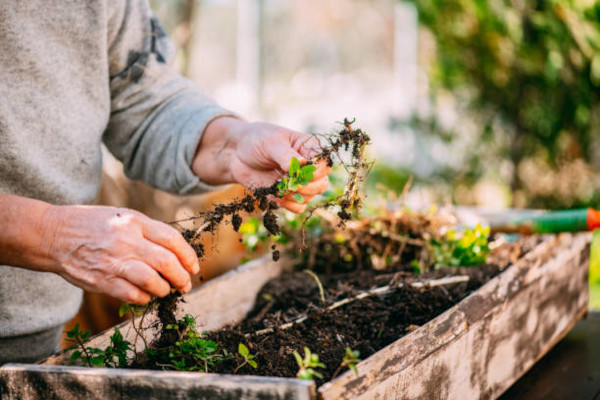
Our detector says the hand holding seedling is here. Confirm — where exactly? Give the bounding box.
[193,117,332,213]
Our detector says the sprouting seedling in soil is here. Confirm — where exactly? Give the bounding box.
[294,347,326,380]
[66,324,131,368]
[66,323,94,367]
[233,343,258,373]
[165,314,226,372]
[276,156,317,204]
[332,347,361,378]
[303,269,326,303]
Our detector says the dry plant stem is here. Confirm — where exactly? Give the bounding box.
[249,275,470,337]
[129,309,149,352]
[303,269,326,303]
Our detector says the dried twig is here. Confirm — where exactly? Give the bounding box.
[248,275,470,337]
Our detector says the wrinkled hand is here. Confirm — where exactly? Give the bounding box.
[41,205,199,304]
[194,117,332,213]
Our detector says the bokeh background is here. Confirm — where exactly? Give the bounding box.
[66,0,600,341]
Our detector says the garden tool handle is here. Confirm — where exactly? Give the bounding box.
[490,208,600,235]
[587,208,600,231]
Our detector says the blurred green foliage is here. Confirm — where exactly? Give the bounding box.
[432,224,491,268]
[406,0,600,208]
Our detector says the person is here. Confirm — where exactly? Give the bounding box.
[0,0,331,364]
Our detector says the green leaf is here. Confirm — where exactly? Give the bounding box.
[293,193,305,204]
[289,157,301,176]
[118,304,130,318]
[238,343,249,357]
[293,351,303,367]
[299,165,316,183]
[70,350,82,364]
[90,356,105,367]
[248,360,257,368]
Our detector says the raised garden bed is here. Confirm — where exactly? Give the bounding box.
[0,232,590,399]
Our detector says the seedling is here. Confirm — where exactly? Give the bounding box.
[332,347,361,378]
[66,324,131,368]
[276,157,317,204]
[65,323,94,367]
[293,347,326,380]
[233,343,257,373]
[166,315,225,372]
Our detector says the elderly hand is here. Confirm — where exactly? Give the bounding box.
[193,117,332,213]
[41,205,199,304]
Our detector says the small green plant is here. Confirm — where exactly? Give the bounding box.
[167,315,225,372]
[66,324,131,368]
[432,224,491,268]
[233,343,258,373]
[332,347,361,378]
[293,347,326,380]
[276,157,317,204]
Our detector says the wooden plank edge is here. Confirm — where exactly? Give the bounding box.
[0,364,315,400]
[317,233,590,397]
[492,305,588,399]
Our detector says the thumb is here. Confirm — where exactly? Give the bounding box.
[272,146,307,172]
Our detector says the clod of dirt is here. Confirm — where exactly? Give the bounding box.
[263,211,280,236]
[232,214,242,232]
[272,249,281,262]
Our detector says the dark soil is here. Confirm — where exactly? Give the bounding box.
[201,237,537,385]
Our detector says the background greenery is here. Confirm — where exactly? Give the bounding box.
[403,0,600,209]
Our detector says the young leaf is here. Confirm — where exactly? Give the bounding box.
[289,157,301,176]
[299,165,316,183]
[293,193,305,204]
[288,179,299,192]
[238,343,249,357]
[248,359,257,368]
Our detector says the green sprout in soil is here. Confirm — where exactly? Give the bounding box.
[294,347,326,380]
[233,343,257,373]
[164,315,226,372]
[432,224,491,268]
[66,324,131,368]
[332,347,361,378]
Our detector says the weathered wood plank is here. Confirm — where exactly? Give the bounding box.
[42,256,284,366]
[318,233,590,400]
[0,364,315,400]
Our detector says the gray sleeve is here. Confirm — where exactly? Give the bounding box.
[102,0,234,194]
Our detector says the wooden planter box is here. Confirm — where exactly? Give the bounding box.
[0,233,590,399]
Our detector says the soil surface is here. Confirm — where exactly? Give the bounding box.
[202,237,540,385]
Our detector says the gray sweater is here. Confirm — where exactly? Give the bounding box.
[0,0,230,363]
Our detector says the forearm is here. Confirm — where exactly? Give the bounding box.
[192,116,245,186]
[0,193,56,272]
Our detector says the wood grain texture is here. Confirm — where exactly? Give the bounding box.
[318,233,591,400]
[0,364,315,400]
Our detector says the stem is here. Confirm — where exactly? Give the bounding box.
[331,364,344,379]
[233,359,247,374]
[303,269,326,303]
[248,275,470,337]
[76,337,93,368]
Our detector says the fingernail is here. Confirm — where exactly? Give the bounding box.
[193,261,200,275]
[183,282,192,294]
